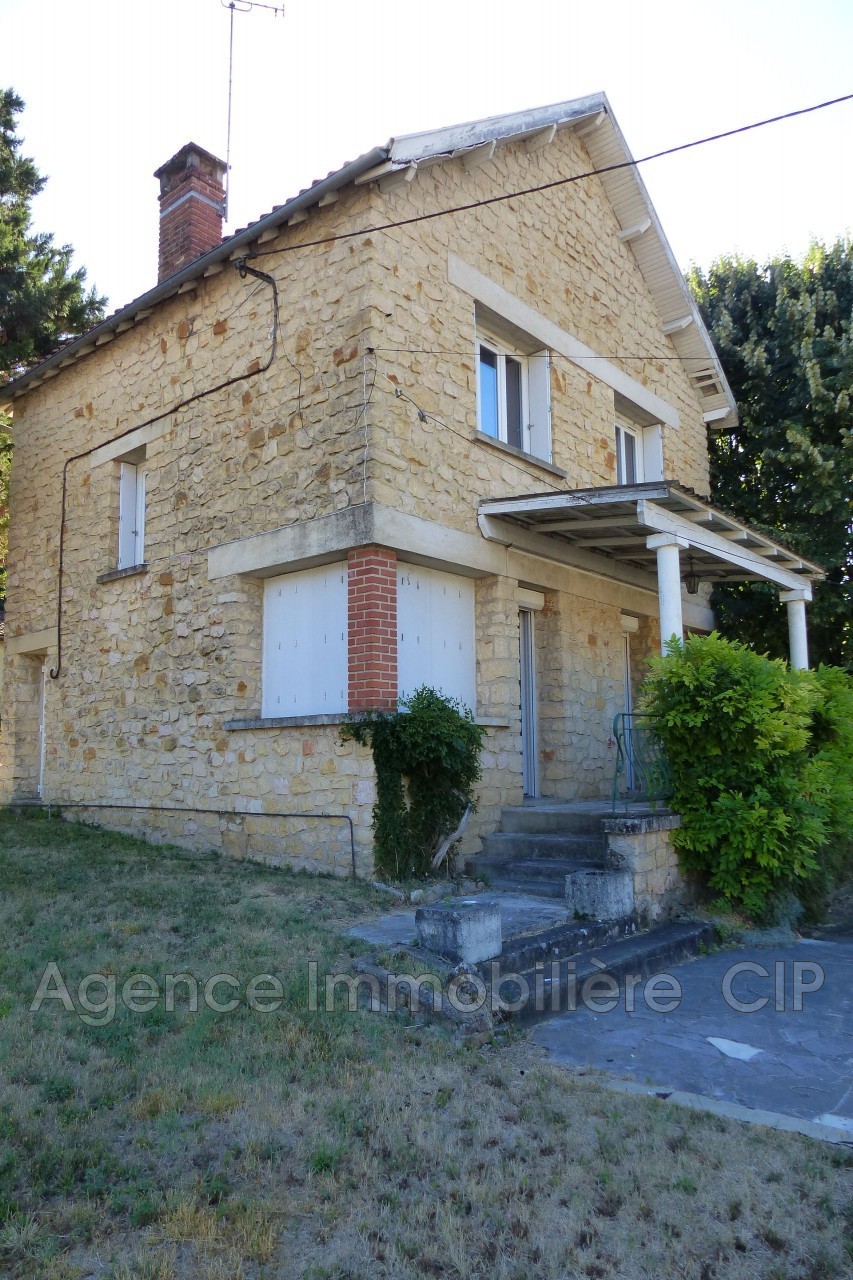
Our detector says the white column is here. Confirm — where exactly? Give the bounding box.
[647,533,688,653]
[780,588,811,670]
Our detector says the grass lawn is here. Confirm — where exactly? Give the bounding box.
[0,813,850,1279]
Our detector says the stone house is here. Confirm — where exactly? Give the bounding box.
[0,95,822,877]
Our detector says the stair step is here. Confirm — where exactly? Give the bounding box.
[466,856,604,900]
[502,920,716,1024]
[481,831,607,861]
[485,913,641,974]
[501,804,613,835]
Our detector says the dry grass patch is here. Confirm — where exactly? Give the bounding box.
[0,812,849,1279]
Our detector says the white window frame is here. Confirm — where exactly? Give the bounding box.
[615,422,643,486]
[476,325,552,463]
[118,461,146,569]
[615,417,665,486]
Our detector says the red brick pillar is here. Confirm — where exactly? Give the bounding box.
[347,546,397,712]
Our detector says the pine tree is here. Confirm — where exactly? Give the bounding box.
[689,243,853,668]
[0,88,105,602]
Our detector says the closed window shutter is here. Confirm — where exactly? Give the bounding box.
[398,566,475,708]
[262,565,348,717]
[527,350,551,462]
[118,463,139,569]
[135,470,146,564]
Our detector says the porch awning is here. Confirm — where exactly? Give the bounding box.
[478,481,823,593]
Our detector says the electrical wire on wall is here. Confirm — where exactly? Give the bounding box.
[375,364,567,496]
[49,259,279,680]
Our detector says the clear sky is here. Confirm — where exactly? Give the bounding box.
[2,0,852,312]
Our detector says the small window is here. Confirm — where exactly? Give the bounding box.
[118,461,146,569]
[615,422,643,485]
[476,329,551,462]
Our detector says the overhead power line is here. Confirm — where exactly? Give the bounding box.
[248,92,853,261]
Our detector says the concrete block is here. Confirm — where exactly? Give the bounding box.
[415,901,502,964]
[565,869,633,920]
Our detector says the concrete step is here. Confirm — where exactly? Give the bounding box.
[500,803,613,835]
[483,913,641,974]
[504,919,716,1025]
[465,855,602,899]
[480,831,608,862]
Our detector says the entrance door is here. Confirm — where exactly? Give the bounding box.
[519,609,538,798]
[621,621,636,791]
[37,659,46,800]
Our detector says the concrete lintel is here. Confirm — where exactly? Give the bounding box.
[449,253,680,428]
[208,501,711,624]
[208,504,375,580]
[6,627,57,656]
[89,418,173,470]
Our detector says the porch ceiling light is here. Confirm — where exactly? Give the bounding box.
[683,554,700,595]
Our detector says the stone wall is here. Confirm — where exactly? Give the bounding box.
[603,812,697,922]
[0,121,713,875]
[366,126,712,525]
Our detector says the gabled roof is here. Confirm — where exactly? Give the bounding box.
[3,94,737,428]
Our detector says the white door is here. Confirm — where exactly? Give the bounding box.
[37,659,47,800]
[622,630,635,791]
[519,609,538,798]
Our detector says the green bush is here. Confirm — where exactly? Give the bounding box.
[641,634,853,919]
[799,664,853,915]
[341,687,485,881]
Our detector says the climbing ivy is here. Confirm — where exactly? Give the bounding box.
[341,687,485,881]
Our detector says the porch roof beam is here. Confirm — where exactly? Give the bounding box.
[636,500,813,595]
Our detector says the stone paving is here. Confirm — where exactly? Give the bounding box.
[532,937,853,1135]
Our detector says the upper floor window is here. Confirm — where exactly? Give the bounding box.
[615,422,643,485]
[476,327,551,463]
[118,460,147,569]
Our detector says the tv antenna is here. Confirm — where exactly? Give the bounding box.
[221,0,286,224]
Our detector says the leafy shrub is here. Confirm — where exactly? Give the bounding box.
[798,664,853,915]
[640,633,853,919]
[341,687,484,880]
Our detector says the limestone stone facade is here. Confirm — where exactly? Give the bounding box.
[1,96,737,873]
[603,812,697,923]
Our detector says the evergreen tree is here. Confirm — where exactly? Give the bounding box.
[689,243,853,668]
[0,88,105,602]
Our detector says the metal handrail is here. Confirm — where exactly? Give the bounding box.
[611,712,672,812]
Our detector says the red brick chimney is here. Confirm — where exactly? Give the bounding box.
[154,143,227,282]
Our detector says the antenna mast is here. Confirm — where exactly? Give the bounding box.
[222,0,286,225]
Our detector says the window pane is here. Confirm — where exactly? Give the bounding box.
[624,431,637,484]
[478,345,499,437]
[505,356,523,450]
[615,426,624,484]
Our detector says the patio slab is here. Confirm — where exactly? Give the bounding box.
[531,937,853,1132]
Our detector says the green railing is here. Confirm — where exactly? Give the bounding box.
[611,712,672,811]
